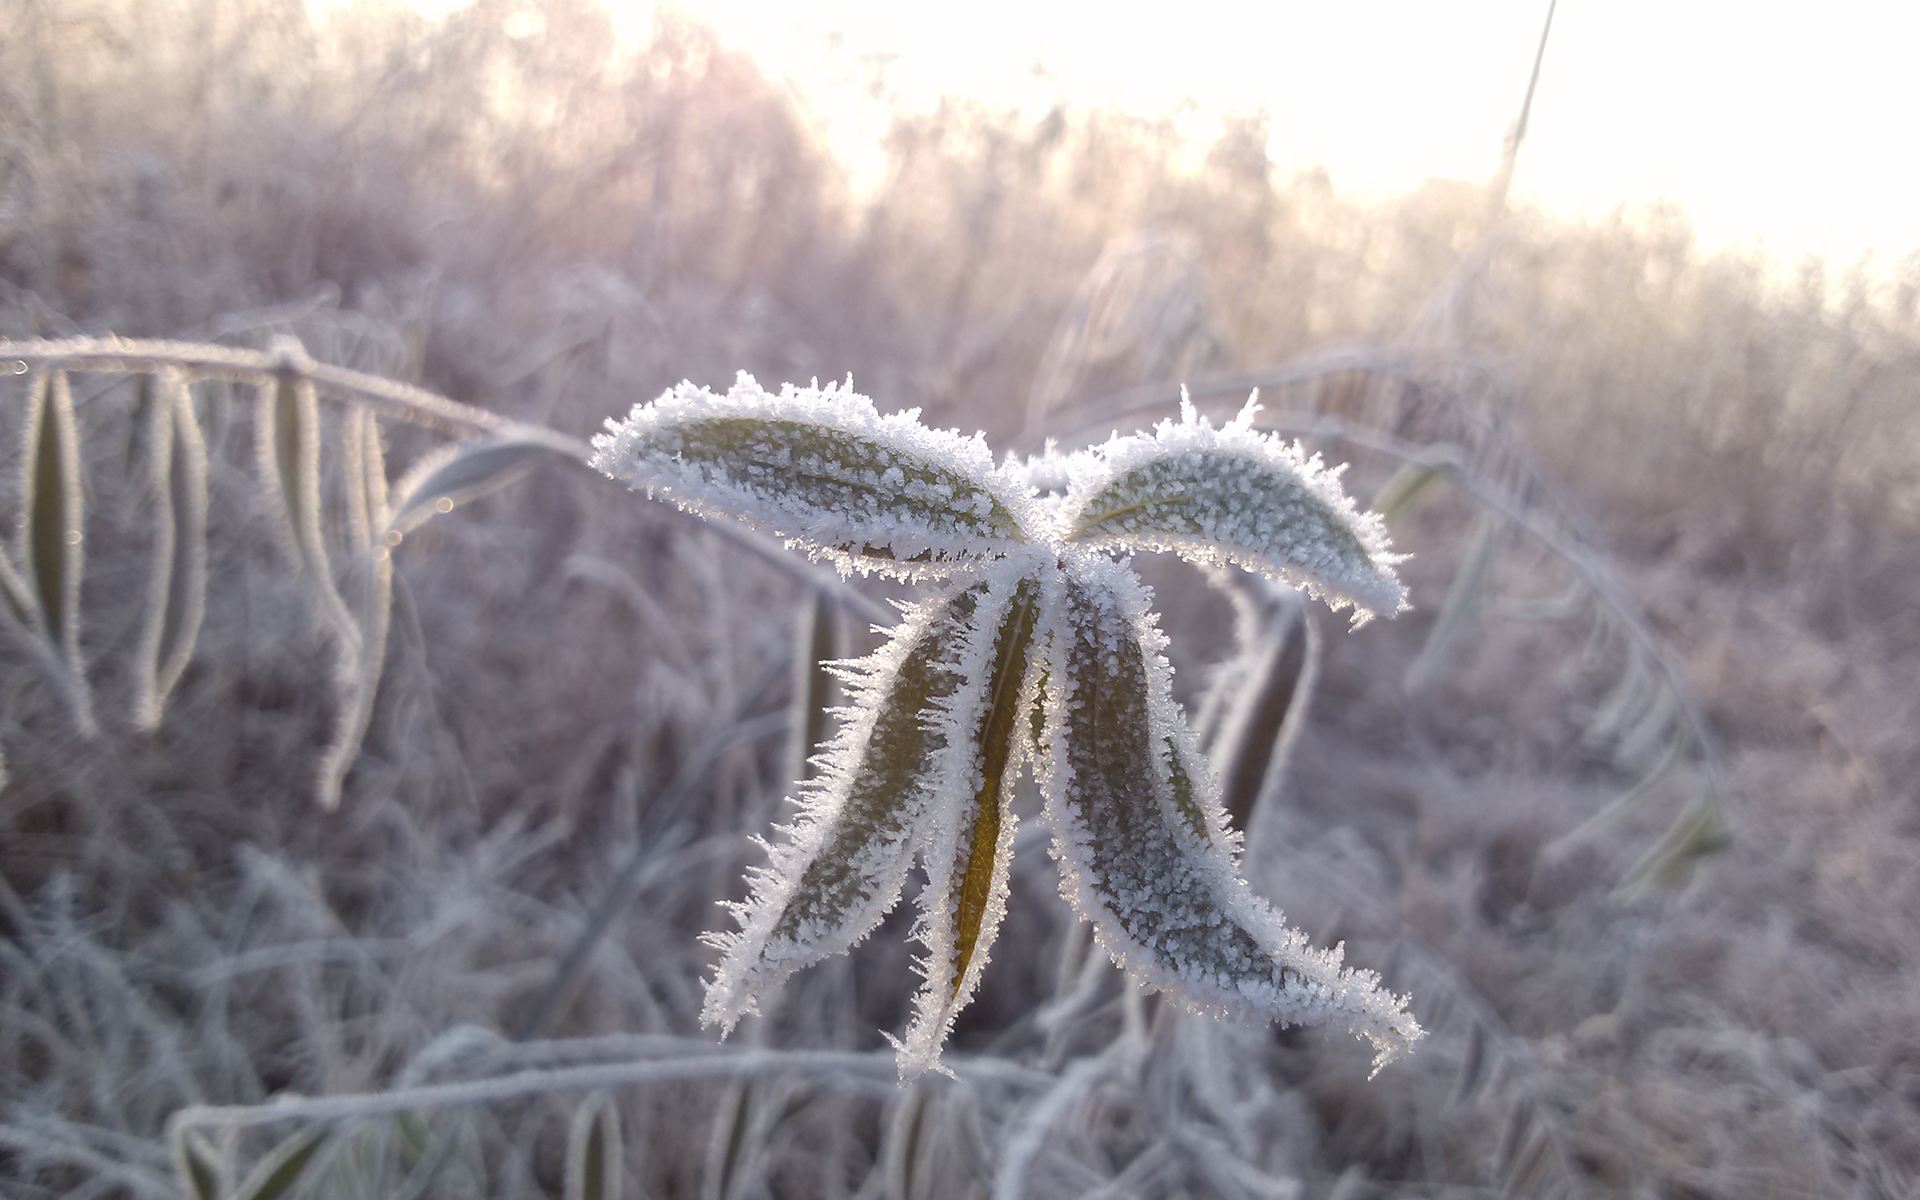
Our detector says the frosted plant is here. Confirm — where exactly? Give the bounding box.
[592,375,1421,1080]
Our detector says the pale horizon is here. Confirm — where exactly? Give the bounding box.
[636,0,1915,282]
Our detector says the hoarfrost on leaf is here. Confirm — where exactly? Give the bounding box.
[893,556,1044,1080]
[1036,555,1423,1074]
[1062,392,1408,624]
[591,374,1035,579]
[700,581,984,1034]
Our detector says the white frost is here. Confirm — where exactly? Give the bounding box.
[700,580,981,1034]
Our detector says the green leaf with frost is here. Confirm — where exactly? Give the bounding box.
[591,374,1034,578]
[1064,394,1407,623]
[701,580,985,1033]
[1037,558,1421,1076]
[894,566,1041,1079]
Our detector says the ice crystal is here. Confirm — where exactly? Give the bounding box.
[595,381,1421,1079]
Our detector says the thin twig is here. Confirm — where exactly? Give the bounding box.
[167,1048,1052,1136]
[0,338,895,628]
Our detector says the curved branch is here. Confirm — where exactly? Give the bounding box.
[167,1046,1052,1137]
[0,338,892,627]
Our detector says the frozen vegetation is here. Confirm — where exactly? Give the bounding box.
[2,2,1918,1197]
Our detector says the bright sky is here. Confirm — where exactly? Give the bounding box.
[637,0,1916,276]
[382,0,1917,274]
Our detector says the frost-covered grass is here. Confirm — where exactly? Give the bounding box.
[4,2,1920,1197]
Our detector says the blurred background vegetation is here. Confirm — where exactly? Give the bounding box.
[3,1,1917,1196]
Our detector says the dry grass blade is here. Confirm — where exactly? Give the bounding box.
[14,369,94,731]
[229,1128,328,1200]
[171,1130,222,1200]
[0,536,32,629]
[133,372,210,730]
[1403,510,1501,694]
[1583,655,1651,751]
[1495,1101,1573,1199]
[1367,454,1447,521]
[1619,798,1732,896]
[315,408,393,809]
[881,1087,937,1200]
[700,1080,756,1200]
[700,584,985,1036]
[1024,232,1222,439]
[386,436,558,538]
[255,370,357,639]
[897,574,1038,1078]
[1546,734,1684,856]
[1207,587,1319,834]
[789,589,841,784]
[567,1091,624,1200]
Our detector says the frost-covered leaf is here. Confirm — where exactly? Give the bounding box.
[591,374,1033,578]
[701,580,986,1033]
[1063,395,1407,623]
[585,374,1422,1080]
[1036,555,1422,1073]
[895,560,1043,1080]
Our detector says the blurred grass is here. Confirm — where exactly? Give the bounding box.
[3,0,1918,1196]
